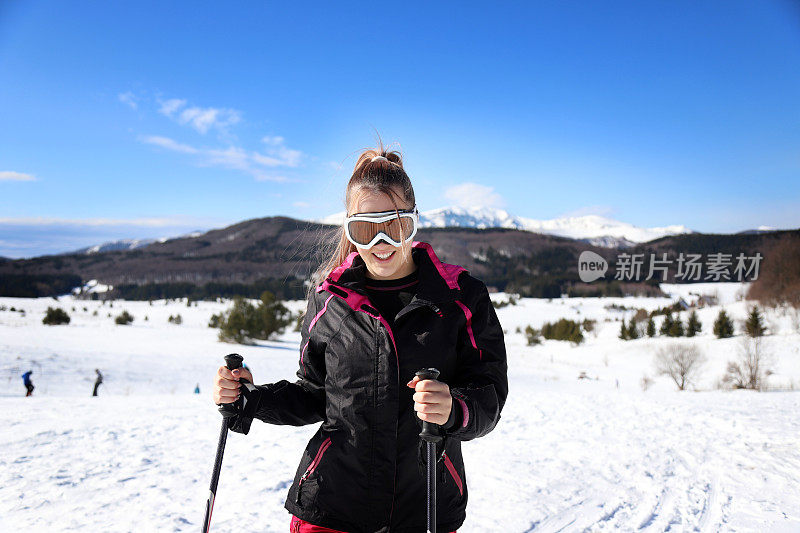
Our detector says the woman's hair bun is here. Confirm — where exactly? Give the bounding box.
[355,148,404,171]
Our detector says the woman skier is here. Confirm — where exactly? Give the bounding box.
[213,145,508,532]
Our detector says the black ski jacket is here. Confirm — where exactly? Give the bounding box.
[230,241,508,532]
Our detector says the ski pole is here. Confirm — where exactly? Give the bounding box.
[416,367,442,533]
[203,353,245,533]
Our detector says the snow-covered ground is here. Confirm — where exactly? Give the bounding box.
[1,283,799,531]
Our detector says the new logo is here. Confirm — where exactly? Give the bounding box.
[578,251,608,282]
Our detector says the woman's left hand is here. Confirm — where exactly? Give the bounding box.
[407,376,453,425]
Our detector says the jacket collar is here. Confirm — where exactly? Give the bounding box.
[323,241,467,305]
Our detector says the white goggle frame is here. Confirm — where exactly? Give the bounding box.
[344,207,420,249]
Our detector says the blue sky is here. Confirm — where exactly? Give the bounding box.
[1,1,799,258]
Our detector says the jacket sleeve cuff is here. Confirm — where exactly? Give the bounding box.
[442,394,465,432]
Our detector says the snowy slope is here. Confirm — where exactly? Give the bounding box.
[1,287,799,531]
[316,206,692,246]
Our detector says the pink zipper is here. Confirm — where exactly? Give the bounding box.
[296,437,332,503]
[442,452,463,496]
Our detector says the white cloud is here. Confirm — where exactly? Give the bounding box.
[137,96,302,181]
[203,146,251,172]
[293,201,310,208]
[158,98,186,117]
[118,92,138,110]
[253,136,303,167]
[178,106,241,135]
[138,135,198,154]
[0,171,36,181]
[444,183,504,209]
[262,135,284,145]
[157,97,240,135]
[136,135,293,182]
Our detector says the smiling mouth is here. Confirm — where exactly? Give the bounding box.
[373,251,395,262]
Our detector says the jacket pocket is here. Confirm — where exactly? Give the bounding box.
[442,452,463,497]
[295,437,333,507]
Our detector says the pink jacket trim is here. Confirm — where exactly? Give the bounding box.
[411,241,466,290]
[309,294,334,332]
[442,452,463,496]
[457,398,469,428]
[454,299,481,360]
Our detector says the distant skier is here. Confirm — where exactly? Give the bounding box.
[22,370,34,397]
[194,383,201,394]
[92,369,103,396]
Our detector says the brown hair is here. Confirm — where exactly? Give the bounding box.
[306,141,416,302]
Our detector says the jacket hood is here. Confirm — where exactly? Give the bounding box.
[323,241,468,305]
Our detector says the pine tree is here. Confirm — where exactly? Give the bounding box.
[745,305,766,337]
[619,319,629,340]
[686,310,702,337]
[713,309,734,338]
[660,311,674,336]
[627,319,640,339]
[668,316,684,337]
[646,317,656,337]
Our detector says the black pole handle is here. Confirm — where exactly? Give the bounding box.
[224,353,243,371]
[415,368,443,444]
[218,354,246,414]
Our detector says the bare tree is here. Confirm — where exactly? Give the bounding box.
[654,343,707,391]
[722,336,773,391]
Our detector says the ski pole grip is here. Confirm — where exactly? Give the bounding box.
[416,368,443,443]
[224,353,243,371]
[218,354,245,414]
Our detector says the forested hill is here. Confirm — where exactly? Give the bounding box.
[0,216,797,299]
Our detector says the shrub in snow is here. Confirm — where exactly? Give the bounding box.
[745,305,766,337]
[541,318,584,344]
[43,307,70,325]
[713,309,735,338]
[524,325,542,345]
[217,291,292,344]
[115,310,134,325]
[686,310,702,337]
[168,314,182,325]
[208,313,223,328]
[668,316,684,337]
[659,311,674,336]
[646,317,656,337]
[492,295,518,309]
[722,336,773,391]
[627,319,640,339]
[654,343,707,391]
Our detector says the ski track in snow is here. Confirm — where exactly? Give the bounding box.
[2,290,800,532]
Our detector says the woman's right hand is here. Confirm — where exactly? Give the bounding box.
[213,366,254,405]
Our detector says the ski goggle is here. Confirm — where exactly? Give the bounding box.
[344,206,419,249]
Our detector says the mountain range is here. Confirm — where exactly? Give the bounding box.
[1,210,797,299]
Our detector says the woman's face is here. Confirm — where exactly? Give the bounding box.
[351,190,417,281]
